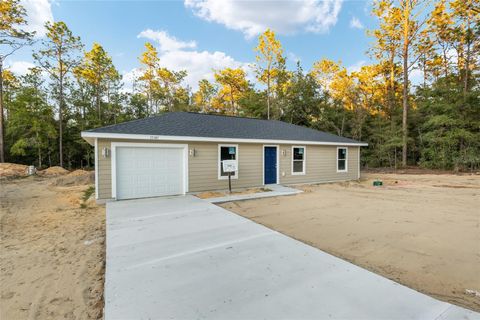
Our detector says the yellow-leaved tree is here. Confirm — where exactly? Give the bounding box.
[137,43,188,113]
[0,0,35,162]
[398,0,428,167]
[370,0,428,167]
[33,21,83,167]
[213,68,249,115]
[254,29,285,119]
[428,0,455,78]
[156,67,187,112]
[138,42,161,115]
[311,59,387,140]
[450,0,479,95]
[74,43,120,122]
[193,79,217,113]
[310,59,341,92]
[369,0,402,121]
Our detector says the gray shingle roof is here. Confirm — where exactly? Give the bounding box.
[85,112,365,145]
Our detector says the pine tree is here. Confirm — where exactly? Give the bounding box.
[254,29,285,119]
[33,21,82,167]
[0,0,35,162]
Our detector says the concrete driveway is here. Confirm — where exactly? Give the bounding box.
[105,195,479,320]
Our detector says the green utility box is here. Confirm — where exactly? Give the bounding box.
[373,180,383,187]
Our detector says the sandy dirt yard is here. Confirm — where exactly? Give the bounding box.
[1,174,105,319]
[221,173,480,312]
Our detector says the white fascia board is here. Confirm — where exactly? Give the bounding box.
[82,134,95,146]
[80,131,369,147]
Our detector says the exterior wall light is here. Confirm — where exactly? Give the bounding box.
[102,147,110,158]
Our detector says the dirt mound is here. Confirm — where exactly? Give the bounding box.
[67,169,92,176]
[51,170,94,186]
[38,166,69,177]
[0,163,29,178]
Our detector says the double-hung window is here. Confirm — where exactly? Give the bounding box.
[337,147,348,172]
[218,144,238,179]
[292,146,306,175]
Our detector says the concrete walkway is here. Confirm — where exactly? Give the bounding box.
[203,184,302,203]
[105,195,479,320]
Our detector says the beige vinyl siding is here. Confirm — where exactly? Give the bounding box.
[95,138,360,200]
[279,145,359,184]
[96,139,264,199]
[97,139,112,199]
[189,142,263,192]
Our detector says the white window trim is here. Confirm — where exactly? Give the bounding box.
[218,144,239,180]
[110,142,189,199]
[291,146,306,175]
[262,145,279,185]
[337,146,348,173]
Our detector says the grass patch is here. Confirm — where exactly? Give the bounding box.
[80,186,95,208]
[82,186,95,202]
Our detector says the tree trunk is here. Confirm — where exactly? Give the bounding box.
[340,115,345,136]
[0,58,5,163]
[389,51,396,123]
[463,19,471,96]
[230,87,235,115]
[422,54,427,87]
[442,47,449,78]
[266,74,271,120]
[464,42,470,95]
[59,74,64,168]
[401,0,410,167]
[37,132,42,168]
[402,59,409,167]
[96,86,101,123]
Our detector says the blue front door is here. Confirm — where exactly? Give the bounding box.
[264,146,277,184]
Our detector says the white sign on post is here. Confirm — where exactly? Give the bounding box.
[222,160,237,173]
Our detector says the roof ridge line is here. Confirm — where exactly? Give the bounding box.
[183,111,276,122]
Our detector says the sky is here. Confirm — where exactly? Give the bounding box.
[7,0,378,91]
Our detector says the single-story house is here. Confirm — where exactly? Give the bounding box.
[81,112,367,201]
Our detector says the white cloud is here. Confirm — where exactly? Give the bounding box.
[288,52,301,64]
[130,30,249,91]
[347,60,366,73]
[184,0,343,38]
[123,50,249,92]
[20,0,54,38]
[138,29,197,52]
[410,69,424,85]
[363,0,374,15]
[350,17,364,29]
[159,50,248,90]
[5,60,36,75]
[446,47,458,64]
[121,68,142,93]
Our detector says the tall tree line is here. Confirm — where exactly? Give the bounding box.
[1,0,479,171]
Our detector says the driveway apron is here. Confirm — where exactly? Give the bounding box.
[105,195,479,320]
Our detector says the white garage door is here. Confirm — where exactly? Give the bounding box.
[114,146,185,200]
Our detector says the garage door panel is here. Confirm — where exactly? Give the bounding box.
[115,146,185,200]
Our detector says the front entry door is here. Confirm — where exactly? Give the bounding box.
[264,146,277,184]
